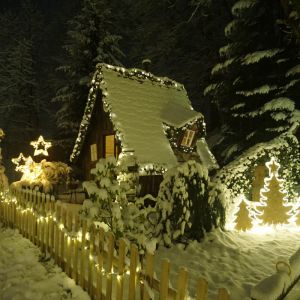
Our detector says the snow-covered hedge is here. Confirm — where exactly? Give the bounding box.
[11,160,71,193]
[213,133,300,202]
[155,160,225,246]
[80,157,157,253]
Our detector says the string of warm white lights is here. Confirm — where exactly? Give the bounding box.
[2,193,144,282]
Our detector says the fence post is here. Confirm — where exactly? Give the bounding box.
[88,225,96,296]
[218,288,230,300]
[195,278,208,300]
[142,252,154,300]
[54,204,61,264]
[106,231,115,300]
[96,227,105,300]
[73,215,80,283]
[128,243,139,300]
[160,259,170,300]
[176,267,188,300]
[116,238,126,300]
[60,207,66,269]
[49,195,55,256]
[66,210,73,276]
[80,219,88,289]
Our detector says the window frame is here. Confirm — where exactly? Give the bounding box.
[181,129,196,147]
[90,143,98,162]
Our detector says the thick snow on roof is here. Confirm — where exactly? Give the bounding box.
[71,63,203,167]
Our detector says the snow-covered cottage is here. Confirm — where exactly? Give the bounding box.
[70,63,217,196]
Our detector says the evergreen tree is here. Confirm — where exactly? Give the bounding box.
[205,0,300,163]
[0,1,44,173]
[53,0,124,156]
[125,0,233,115]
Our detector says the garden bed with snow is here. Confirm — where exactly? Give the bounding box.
[155,228,300,299]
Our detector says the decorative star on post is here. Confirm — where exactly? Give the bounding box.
[11,153,27,172]
[30,135,52,156]
[266,157,280,176]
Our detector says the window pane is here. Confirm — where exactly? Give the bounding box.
[90,144,97,161]
[105,135,115,158]
[181,129,195,147]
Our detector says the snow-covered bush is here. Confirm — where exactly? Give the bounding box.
[155,160,225,246]
[11,160,71,193]
[214,133,300,201]
[80,157,128,238]
[80,157,157,252]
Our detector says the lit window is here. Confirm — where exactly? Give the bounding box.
[90,144,97,161]
[181,129,195,147]
[105,135,115,158]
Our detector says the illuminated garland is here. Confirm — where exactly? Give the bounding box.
[214,133,300,202]
[228,157,300,233]
[163,118,206,154]
[70,63,187,163]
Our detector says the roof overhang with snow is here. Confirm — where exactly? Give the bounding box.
[70,63,203,167]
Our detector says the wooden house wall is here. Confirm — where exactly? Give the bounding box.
[78,96,115,180]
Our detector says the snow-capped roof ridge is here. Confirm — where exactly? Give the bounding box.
[70,63,203,165]
[97,63,186,92]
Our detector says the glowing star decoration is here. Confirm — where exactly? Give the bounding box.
[20,156,42,182]
[30,135,52,156]
[255,157,294,226]
[12,153,27,172]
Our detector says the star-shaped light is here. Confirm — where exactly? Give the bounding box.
[266,157,280,176]
[30,135,52,156]
[12,153,27,172]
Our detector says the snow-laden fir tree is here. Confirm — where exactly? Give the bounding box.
[205,0,300,163]
[0,2,45,170]
[155,160,225,246]
[53,0,124,155]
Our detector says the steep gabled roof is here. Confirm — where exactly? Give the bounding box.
[70,63,203,167]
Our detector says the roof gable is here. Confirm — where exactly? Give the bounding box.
[70,63,203,167]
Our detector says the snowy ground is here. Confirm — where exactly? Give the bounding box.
[155,228,300,299]
[0,224,90,300]
[2,224,300,300]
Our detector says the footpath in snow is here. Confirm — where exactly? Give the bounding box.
[155,228,300,300]
[0,224,90,300]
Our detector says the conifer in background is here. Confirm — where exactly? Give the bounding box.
[53,0,124,155]
[205,0,300,163]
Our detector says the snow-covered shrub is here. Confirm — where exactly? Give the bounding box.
[11,160,71,193]
[80,156,157,252]
[214,133,300,201]
[80,157,128,238]
[155,160,225,246]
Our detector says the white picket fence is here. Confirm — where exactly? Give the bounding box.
[0,187,231,300]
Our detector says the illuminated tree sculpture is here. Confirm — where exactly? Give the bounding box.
[256,157,293,225]
[234,197,253,231]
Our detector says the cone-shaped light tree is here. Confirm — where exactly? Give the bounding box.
[257,157,293,225]
[234,197,253,231]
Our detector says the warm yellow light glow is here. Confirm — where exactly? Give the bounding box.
[20,156,42,183]
[30,135,52,156]
[228,157,300,233]
[11,153,27,172]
